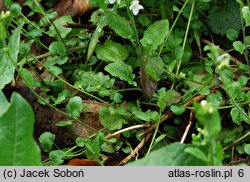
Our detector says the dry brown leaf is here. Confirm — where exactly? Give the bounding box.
[68,159,100,166]
[54,0,91,17]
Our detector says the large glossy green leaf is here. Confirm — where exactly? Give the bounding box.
[0,24,23,90]
[127,143,208,166]
[0,92,41,165]
[140,19,169,54]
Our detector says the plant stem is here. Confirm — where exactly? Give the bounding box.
[224,131,250,151]
[175,0,195,75]
[158,0,189,56]
[33,0,69,53]
[146,111,162,156]
[29,54,109,105]
[126,0,141,56]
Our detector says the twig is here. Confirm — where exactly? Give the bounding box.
[106,124,150,139]
[180,110,194,143]
[118,133,152,166]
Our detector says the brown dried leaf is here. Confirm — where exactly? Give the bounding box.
[54,0,91,17]
[140,66,158,98]
[68,159,100,166]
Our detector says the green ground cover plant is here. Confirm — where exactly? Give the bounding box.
[0,0,249,166]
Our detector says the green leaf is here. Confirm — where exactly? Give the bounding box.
[10,3,22,18]
[230,107,248,124]
[87,15,108,61]
[0,91,9,117]
[55,121,73,127]
[95,40,129,62]
[66,96,83,119]
[127,143,207,166]
[138,16,151,26]
[39,132,55,153]
[49,150,66,165]
[132,108,159,122]
[206,92,223,107]
[24,0,43,14]
[140,19,169,54]
[76,137,85,147]
[106,12,133,39]
[233,41,245,54]
[105,61,137,86]
[170,105,185,115]
[27,29,44,37]
[155,88,181,111]
[49,41,66,56]
[0,93,41,165]
[49,66,62,76]
[19,40,34,54]
[184,147,208,162]
[244,144,250,155]
[208,0,241,35]
[99,106,127,130]
[21,68,41,87]
[49,16,73,39]
[0,23,23,90]
[226,29,239,41]
[145,56,164,81]
[242,6,250,26]
[74,71,114,96]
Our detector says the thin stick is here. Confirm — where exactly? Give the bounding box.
[106,124,149,139]
[118,134,152,165]
[180,110,194,144]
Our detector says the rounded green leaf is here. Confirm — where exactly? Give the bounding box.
[230,107,245,125]
[76,137,85,147]
[104,61,137,86]
[233,41,245,54]
[10,3,22,18]
[226,29,238,41]
[39,132,55,153]
[49,150,66,165]
[49,41,66,56]
[66,96,83,119]
[99,107,125,130]
[244,144,250,155]
[170,105,185,115]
